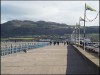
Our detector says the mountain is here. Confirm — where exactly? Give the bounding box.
[1,20,99,38]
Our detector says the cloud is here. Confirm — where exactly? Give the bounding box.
[1,1,99,26]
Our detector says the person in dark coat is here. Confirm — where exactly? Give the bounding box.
[67,41,68,45]
[57,41,59,45]
[50,41,52,45]
[54,41,56,45]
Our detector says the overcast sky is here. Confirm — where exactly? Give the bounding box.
[1,1,99,26]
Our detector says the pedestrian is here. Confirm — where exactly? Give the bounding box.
[54,41,56,45]
[50,41,52,45]
[57,41,59,45]
[64,41,66,45]
[67,41,68,45]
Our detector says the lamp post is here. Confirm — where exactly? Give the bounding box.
[75,27,76,44]
[79,16,86,47]
[79,19,80,46]
[72,28,75,44]
[76,23,78,45]
[72,30,74,44]
[83,3,86,50]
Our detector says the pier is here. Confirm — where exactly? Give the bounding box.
[1,43,99,74]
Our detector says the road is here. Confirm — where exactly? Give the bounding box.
[1,43,99,74]
[66,45,99,74]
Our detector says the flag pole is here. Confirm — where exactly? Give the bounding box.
[84,3,86,50]
[79,18,80,46]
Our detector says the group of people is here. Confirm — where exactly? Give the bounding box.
[50,41,71,45]
[50,41,59,45]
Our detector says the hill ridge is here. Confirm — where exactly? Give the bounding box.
[1,20,99,37]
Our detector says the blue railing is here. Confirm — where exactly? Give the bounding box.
[1,42,50,56]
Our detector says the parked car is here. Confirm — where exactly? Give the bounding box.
[85,44,94,51]
[93,45,100,54]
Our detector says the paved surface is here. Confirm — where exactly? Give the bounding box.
[66,45,99,74]
[1,43,99,74]
[73,45,99,67]
[1,43,67,74]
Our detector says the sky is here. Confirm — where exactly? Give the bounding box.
[1,1,99,26]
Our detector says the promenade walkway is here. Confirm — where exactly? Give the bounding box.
[1,43,99,74]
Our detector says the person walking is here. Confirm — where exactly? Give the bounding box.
[57,41,59,45]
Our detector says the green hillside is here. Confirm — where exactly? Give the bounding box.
[1,20,99,38]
